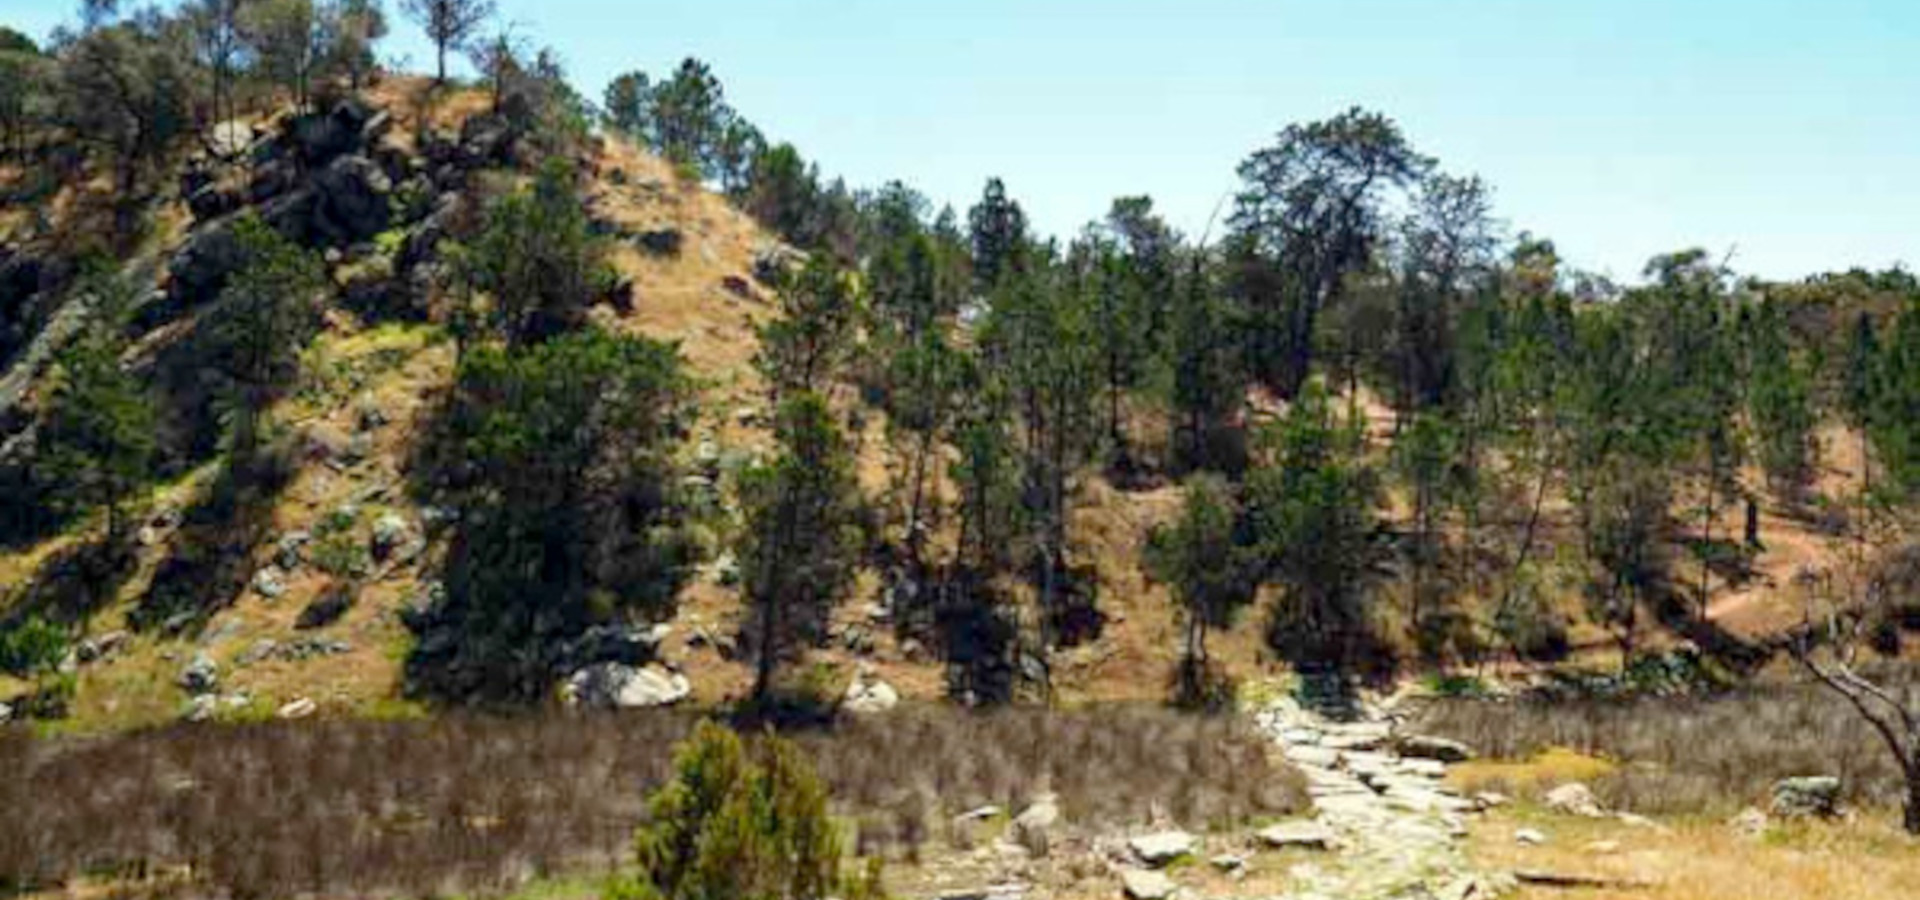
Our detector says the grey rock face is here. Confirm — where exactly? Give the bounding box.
[178,652,219,695]
[564,663,690,709]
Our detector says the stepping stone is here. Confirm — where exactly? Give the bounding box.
[1285,745,1342,768]
[1120,869,1177,900]
[1258,820,1337,850]
[1128,831,1196,867]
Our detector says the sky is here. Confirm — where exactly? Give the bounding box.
[4,0,1916,282]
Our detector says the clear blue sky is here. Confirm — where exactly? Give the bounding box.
[6,0,1916,281]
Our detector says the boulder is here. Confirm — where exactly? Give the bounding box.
[289,101,370,166]
[1128,831,1196,867]
[843,671,899,714]
[236,639,280,667]
[1771,776,1842,819]
[208,120,257,159]
[458,113,517,166]
[312,154,393,243]
[75,630,130,664]
[1397,734,1475,763]
[178,652,219,695]
[252,567,288,600]
[565,662,690,709]
[1544,783,1605,818]
[751,243,806,283]
[1256,820,1334,851]
[1011,794,1060,856]
[275,530,311,570]
[1119,869,1177,900]
[370,513,411,560]
[167,221,251,304]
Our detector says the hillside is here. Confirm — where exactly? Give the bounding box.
[0,76,1904,734]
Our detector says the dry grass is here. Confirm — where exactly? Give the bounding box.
[1467,803,1920,900]
[0,705,1303,899]
[1418,668,1920,815]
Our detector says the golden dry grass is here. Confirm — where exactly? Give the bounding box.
[1469,804,1920,900]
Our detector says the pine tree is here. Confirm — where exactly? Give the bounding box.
[35,275,153,546]
[1247,383,1382,674]
[1144,473,1252,708]
[737,393,864,705]
[756,256,856,406]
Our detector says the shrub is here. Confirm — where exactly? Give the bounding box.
[613,721,858,900]
[0,617,66,677]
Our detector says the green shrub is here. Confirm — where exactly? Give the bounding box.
[610,721,875,900]
[0,617,67,677]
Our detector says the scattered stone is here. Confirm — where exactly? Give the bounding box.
[236,639,278,667]
[75,630,130,664]
[843,670,900,714]
[1544,782,1606,818]
[275,530,311,569]
[277,697,317,720]
[1397,734,1475,763]
[1284,745,1341,768]
[1119,868,1177,900]
[1771,776,1842,819]
[1128,831,1196,867]
[1010,794,1060,857]
[1615,812,1661,830]
[1584,840,1622,855]
[937,885,1027,900]
[564,662,690,709]
[751,243,806,283]
[720,275,755,300]
[1208,853,1246,873]
[1514,828,1548,846]
[252,566,288,600]
[1257,820,1335,851]
[182,694,218,723]
[0,702,10,724]
[370,513,411,560]
[955,805,1004,823]
[713,552,741,586]
[178,652,219,695]
[1729,806,1770,838]
[1473,791,1511,810]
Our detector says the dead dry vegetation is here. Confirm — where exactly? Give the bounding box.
[1417,665,1920,815]
[0,706,1303,899]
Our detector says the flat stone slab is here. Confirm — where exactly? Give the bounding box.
[1121,869,1178,900]
[1258,820,1337,850]
[1129,831,1197,866]
[1285,745,1343,768]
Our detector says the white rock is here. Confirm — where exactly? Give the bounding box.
[1584,840,1621,855]
[1514,828,1548,846]
[1120,869,1177,900]
[1544,782,1606,818]
[1128,831,1196,867]
[565,663,690,709]
[277,697,317,720]
[1258,820,1335,850]
[843,673,899,714]
[1012,794,1060,856]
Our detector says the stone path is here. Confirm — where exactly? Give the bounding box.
[1248,692,1503,900]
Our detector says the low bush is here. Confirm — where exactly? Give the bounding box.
[0,704,1301,898]
[1418,666,1920,815]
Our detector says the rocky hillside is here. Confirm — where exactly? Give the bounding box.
[0,74,1898,734]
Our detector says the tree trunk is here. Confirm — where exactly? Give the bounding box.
[1905,767,1920,836]
[436,42,448,84]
